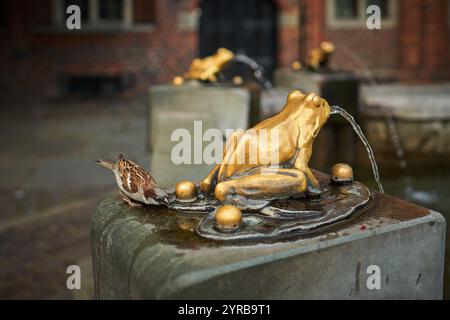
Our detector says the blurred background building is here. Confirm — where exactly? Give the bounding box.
[1,0,449,99]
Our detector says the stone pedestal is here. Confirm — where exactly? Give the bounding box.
[148,83,250,187]
[92,190,445,299]
[360,84,450,165]
[274,69,360,171]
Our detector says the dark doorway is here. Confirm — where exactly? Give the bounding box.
[199,0,278,79]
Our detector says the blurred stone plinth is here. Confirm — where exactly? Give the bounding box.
[92,188,445,299]
[360,84,450,165]
[274,69,360,171]
[148,83,250,187]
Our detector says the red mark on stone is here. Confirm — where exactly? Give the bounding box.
[360,225,366,230]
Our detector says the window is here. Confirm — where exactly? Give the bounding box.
[64,75,124,96]
[99,0,123,21]
[335,0,358,19]
[328,0,397,28]
[51,0,155,31]
[0,5,5,29]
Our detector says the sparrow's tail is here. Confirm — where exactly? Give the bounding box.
[95,159,115,170]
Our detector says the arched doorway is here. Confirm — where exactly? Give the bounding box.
[199,0,278,79]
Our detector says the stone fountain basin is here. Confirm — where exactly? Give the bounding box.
[361,84,450,120]
[360,83,450,162]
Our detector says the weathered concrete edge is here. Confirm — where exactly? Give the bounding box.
[149,84,251,97]
[358,105,450,121]
[91,197,148,299]
[161,210,446,298]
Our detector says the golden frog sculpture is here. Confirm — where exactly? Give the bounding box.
[200,90,331,206]
[185,48,234,82]
[307,41,335,71]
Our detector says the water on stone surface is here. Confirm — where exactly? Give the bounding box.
[331,106,384,193]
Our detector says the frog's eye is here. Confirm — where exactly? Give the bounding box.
[312,95,322,107]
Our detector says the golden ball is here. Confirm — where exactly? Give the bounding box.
[331,163,354,184]
[175,180,197,201]
[214,205,242,231]
[291,61,302,71]
[172,76,184,86]
[232,76,243,85]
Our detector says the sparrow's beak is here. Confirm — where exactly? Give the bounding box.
[95,159,115,170]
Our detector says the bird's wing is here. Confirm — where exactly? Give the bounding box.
[143,186,156,199]
[117,157,155,194]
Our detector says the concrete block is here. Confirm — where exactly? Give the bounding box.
[92,192,446,299]
[360,84,450,162]
[148,84,250,187]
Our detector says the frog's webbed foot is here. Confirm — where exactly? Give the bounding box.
[305,180,322,199]
[200,179,213,195]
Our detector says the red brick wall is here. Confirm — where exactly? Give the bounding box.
[276,0,300,68]
[299,0,326,59]
[0,0,198,97]
[328,29,400,79]
[301,0,450,82]
[0,0,299,98]
[0,0,448,99]
[399,0,450,81]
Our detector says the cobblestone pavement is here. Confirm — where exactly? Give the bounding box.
[0,95,149,299]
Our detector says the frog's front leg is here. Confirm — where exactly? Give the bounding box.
[294,147,318,186]
[294,147,321,197]
[200,164,220,194]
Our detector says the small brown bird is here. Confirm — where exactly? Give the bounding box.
[96,154,169,207]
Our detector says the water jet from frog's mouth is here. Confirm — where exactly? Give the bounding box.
[330,105,384,193]
[231,54,274,90]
